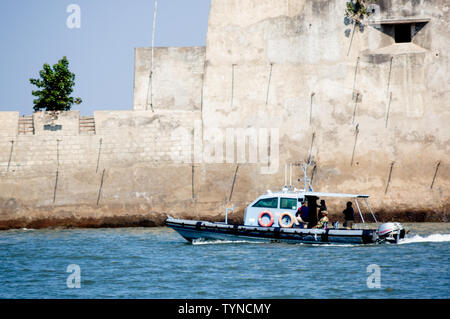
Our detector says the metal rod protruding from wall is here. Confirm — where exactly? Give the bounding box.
[200,60,207,112]
[385,161,395,194]
[96,138,103,173]
[385,92,392,128]
[53,170,59,203]
[56,139,62,168]
[310,164,317,186]
[228,164,239,202]
[352,92,360,124]
[350,124,359,166]
[387,56,394,98]
[352,56,360,100]
[97,169,106,206]
[266,63,273,105]
[347,22,357,56]
[430,161,441,190]
[310,92,315,125]
[7,140,14,172]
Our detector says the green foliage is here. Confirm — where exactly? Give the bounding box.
[29,56,82,112]
[345,0,378,22]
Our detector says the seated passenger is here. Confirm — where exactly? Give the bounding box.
[295,201,309,228]
[313,211,329,229]
[318,199,327,220]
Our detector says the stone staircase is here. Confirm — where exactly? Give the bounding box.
[18,116,34,135]
[79,116,96,135]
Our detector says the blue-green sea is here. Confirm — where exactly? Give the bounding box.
[0,223,449,299]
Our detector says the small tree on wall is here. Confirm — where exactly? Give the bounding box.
[29,56,82,112]
[345,0,378,23]
[344,0,378,55]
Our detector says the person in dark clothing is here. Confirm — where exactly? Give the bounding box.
[343,201,355,229]
[295,202,309,228]
[318,199,327,220]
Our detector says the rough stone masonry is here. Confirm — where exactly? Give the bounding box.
[0,0,449,229]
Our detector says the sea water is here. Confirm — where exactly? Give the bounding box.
[0,223,448,299]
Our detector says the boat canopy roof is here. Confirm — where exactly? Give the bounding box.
[302,192,369,198]
[263,190,370,199]
[260,189,369,198]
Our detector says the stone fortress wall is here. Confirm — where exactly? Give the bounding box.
[0,0,449,229]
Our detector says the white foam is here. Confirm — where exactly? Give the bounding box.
[311,243,357,247]
[190,234,450,246]
[398,233,450,245]
[191,239,263,245]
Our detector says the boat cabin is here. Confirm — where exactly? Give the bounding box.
[244,189,305,227]
[243,189,372,228]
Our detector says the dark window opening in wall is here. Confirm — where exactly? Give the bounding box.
[394,24,412,43]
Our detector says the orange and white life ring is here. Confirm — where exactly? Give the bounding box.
[278,212,295,228]
[258,211,274,227]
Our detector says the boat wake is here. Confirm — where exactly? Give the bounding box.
[399,233,450,245]
[310,243,360,247]
[191,239,263,245]
[190,234,450,246]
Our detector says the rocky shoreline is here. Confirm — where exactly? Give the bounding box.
[0,209,448,231]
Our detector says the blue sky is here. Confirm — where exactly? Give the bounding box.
[0,0,211,115]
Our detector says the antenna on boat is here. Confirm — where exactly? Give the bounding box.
[296,158,316,192]
[283,163,294,191]
[289,163,292,189]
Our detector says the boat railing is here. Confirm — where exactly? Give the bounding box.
[354,197,379,226]
[225,204,234,224]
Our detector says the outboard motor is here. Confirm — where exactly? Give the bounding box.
[378,222,406,243]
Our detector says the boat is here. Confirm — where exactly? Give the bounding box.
[165,162,407,245]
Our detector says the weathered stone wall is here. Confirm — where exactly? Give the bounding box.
[0,110,204,229]
[133,47,205,111]
[0,0,448,229]
[1,110,198,172]
[199,0,449,218]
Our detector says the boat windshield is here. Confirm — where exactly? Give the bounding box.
[252,197,278,208]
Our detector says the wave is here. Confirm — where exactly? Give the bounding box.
[399,233,450,245]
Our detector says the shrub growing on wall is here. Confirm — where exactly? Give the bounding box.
[29,56,82,112]
[345,0,378,23]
